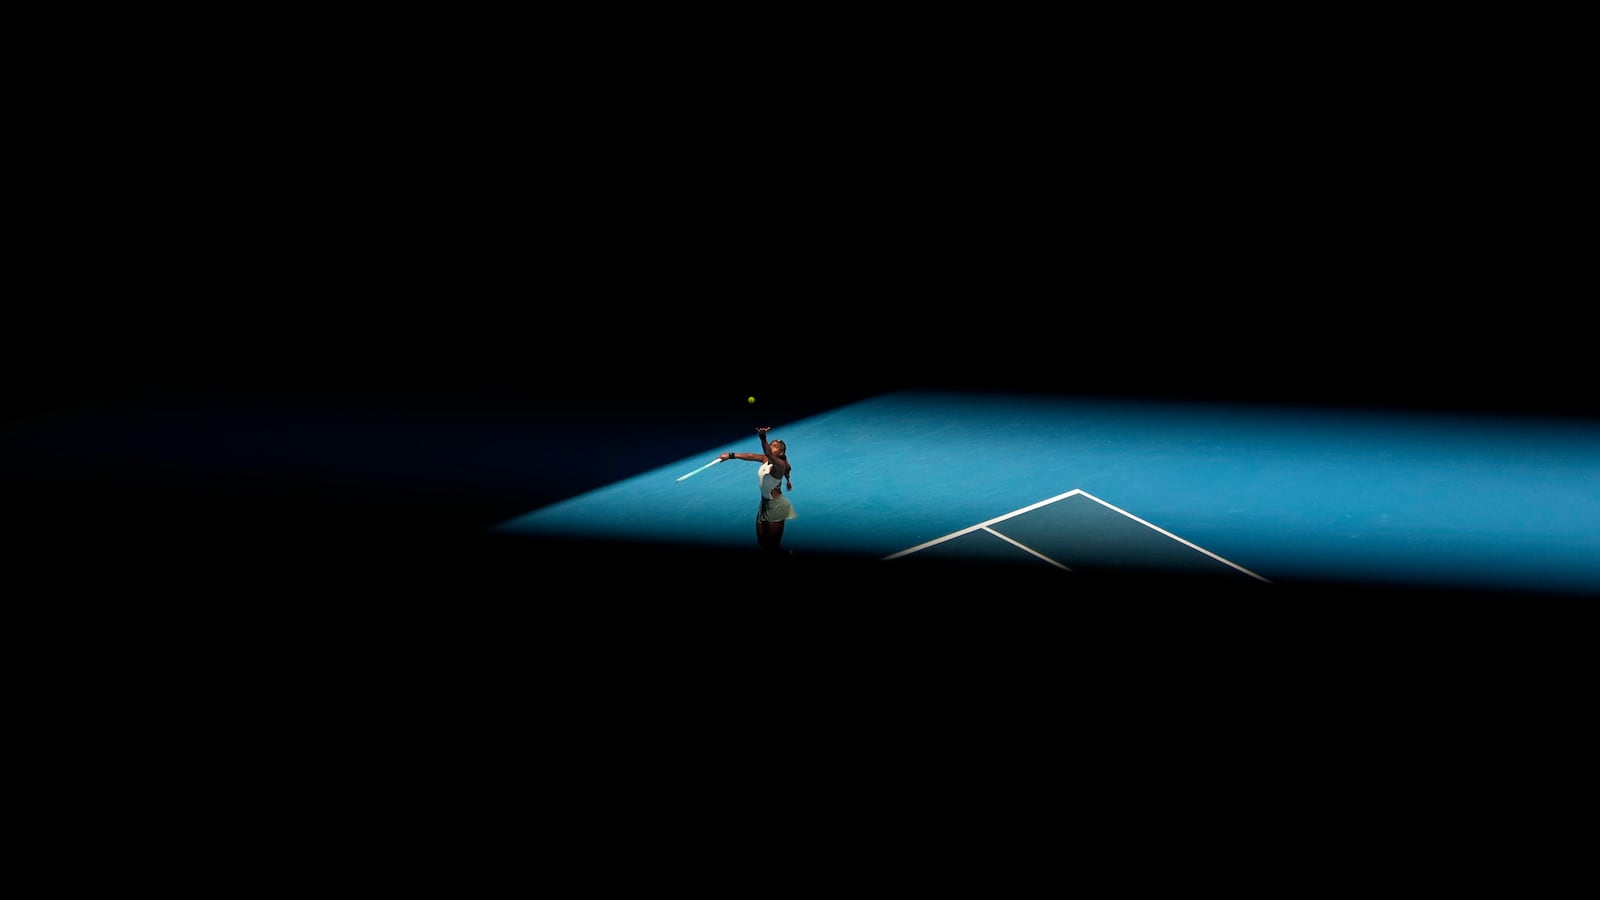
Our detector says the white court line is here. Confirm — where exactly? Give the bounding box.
[881,489,1085,560]
[982,526,1075,571]
[1074,489,1271,583]
[882,487,1271,584]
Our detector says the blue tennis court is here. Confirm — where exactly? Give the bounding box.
[493,390,1600,598]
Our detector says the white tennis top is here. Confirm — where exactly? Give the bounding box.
[759,462,784,498]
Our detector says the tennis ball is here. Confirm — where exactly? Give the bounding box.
[747,395,756,405]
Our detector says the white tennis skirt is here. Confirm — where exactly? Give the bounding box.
[757,494,796,523]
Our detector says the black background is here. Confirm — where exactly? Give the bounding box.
[9,12,1593,611]
[8,19,1592,605]
[7,15,1595,857]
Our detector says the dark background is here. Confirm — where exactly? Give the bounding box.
[7,15,1593,857]
[8,16,1591,604]
[8,16,1592,619]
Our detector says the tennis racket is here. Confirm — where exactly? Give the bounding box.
[674,457,724,482]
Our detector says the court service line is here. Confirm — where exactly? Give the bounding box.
[982,526,1075,571]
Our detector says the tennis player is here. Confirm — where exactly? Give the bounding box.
[720,426,795,554]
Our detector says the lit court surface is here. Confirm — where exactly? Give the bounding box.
[491,390,1600,597]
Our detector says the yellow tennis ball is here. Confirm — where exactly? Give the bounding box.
[747,395,756,405]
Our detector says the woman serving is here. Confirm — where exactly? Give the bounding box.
[720,426,795,554]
